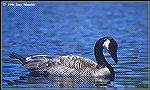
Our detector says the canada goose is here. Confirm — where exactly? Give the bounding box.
[9,37,118,80]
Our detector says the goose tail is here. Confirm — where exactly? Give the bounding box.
[9,52,26,63]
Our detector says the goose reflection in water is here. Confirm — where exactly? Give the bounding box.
[11,71,112,88]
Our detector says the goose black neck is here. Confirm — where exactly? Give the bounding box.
[94,39,115,80]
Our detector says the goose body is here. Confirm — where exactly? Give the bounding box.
[9,37,118,80]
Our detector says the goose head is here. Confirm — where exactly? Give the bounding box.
[95,37,118,68]
[102,37,118,64]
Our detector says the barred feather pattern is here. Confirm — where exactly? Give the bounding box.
[21,55,110,77]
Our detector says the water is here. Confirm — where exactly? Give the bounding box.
[2,2,148,89]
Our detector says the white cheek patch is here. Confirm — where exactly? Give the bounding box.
[103,39,110,49]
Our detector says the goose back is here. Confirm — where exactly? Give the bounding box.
[58,56,97,70]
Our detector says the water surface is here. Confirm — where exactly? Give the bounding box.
[2,2,148,88]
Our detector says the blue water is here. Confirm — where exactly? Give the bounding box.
[2,2,148,88]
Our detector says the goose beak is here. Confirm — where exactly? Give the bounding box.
[110,52,118,64]
[108,39,118,64]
